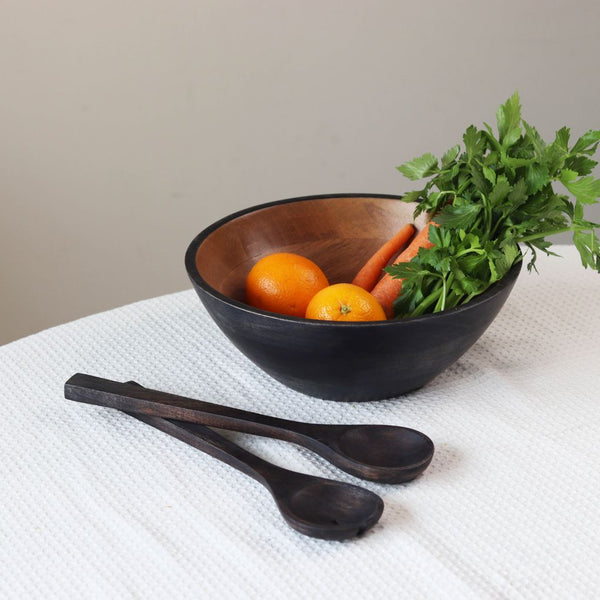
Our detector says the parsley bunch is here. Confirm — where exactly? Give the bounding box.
[388,92,600,318]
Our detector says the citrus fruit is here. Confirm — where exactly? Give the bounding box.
[305,283,387,322]
[246,252,329,317]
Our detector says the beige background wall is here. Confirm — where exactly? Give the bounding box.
[2,0,600,345]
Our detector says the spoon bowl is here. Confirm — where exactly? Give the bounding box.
[331,425,435,483]
[278,478,383,540]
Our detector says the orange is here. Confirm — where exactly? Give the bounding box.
[246,252,329,317]
[305,283,387,322]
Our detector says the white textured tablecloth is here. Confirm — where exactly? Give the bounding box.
[1,245,599,599]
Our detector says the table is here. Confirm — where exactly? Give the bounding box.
[1,245,599,599]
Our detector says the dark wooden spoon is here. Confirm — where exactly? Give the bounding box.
[65,373,434,483]
[103,383,384,540]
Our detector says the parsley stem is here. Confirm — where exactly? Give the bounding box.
[517,226,575,244]
[435,276,448,312]
[454,247,485,259]
[481,194,493,240]
[457,179,471,195]
[444,289,464,310]
[411,284,443,317]
[490,213,507,238]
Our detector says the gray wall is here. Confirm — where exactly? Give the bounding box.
[2,0,600,345]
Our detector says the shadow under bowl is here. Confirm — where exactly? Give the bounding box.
[185,193,521,401]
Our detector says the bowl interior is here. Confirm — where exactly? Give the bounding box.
[194,195,429,303]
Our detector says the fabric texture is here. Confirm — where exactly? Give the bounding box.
[1,245,599,599]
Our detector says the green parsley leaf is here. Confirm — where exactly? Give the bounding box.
[496,91,522,146]
[525,163,550,194]
[562,176,600,205]
[554,127,571,152]
[441,145,460,167]
[488,178,512,206]
[463,126,486,160]
[506,178,528,207]
[469,163,491,195]
[559,169,579,184]
[482,164,496,185]
[573,229,600,269]
[396,153,438,180]
[435,203,482,229]
[401,189,427,203]
[564,155,598,176]
[523,121,546,159]
[571,129,600,155]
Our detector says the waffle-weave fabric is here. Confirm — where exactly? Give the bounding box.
[1,245,599,599]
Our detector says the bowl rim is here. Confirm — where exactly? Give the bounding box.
[185,193,523,328]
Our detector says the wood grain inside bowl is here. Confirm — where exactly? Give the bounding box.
[195,196,429,303]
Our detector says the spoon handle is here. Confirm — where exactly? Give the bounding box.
[125,380,297,487]
[65,373,318,439]
[126,411,287,486]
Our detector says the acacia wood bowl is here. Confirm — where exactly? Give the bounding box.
[185,194,521,401]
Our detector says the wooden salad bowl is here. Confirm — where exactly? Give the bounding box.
[185,194,521,401]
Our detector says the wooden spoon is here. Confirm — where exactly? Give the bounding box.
[105,383,384,540]
[65,373,434,483]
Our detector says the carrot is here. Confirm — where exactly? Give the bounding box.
[352,223,415,292]
[370,221,438,318]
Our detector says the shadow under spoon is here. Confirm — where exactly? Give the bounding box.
[64,373,434,483]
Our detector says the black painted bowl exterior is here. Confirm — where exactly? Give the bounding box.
[185,196,521,402]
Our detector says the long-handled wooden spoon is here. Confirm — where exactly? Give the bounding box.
[88,381,384,540]
[65,373,434,483]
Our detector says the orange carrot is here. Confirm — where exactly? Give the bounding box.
[371,221,438,318]
[352,223,416,292]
